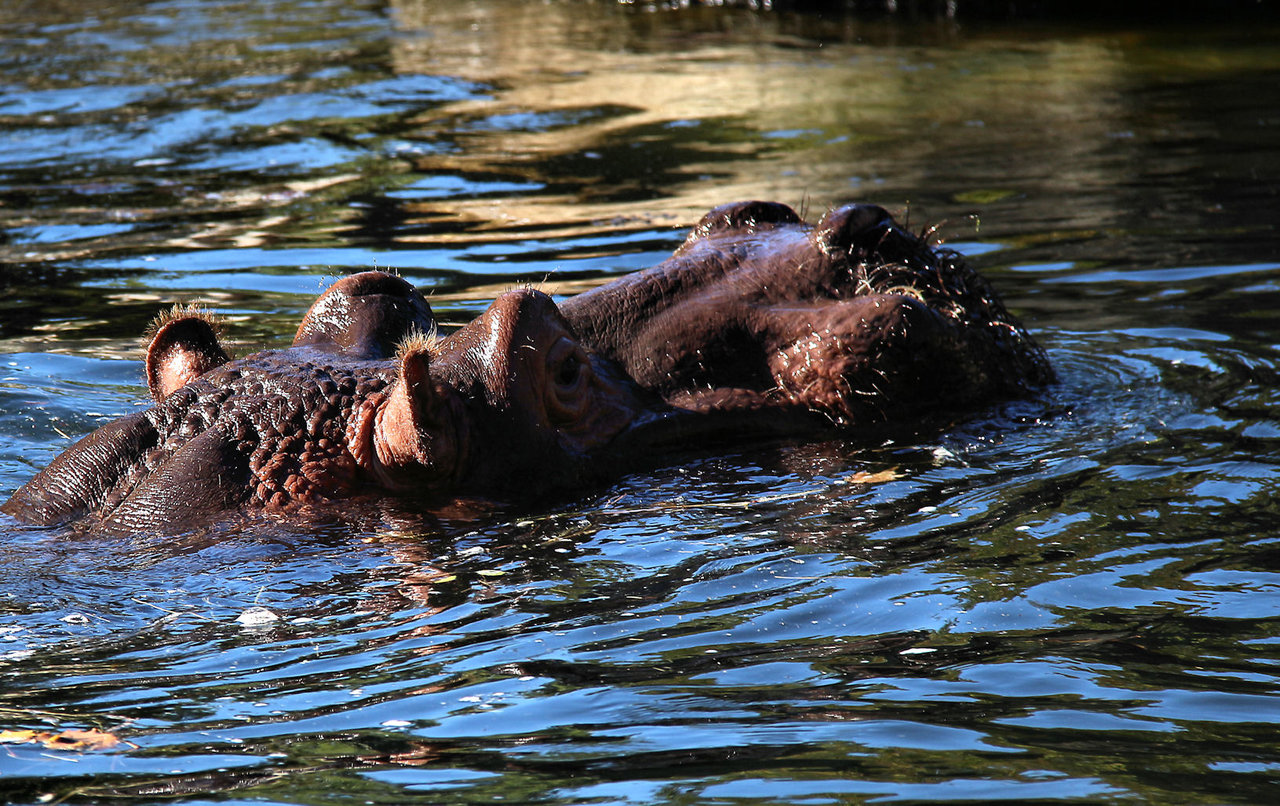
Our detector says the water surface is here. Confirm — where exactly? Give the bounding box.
[2,1,1279,803]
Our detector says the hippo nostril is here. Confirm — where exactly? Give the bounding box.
[340,271,417,298]
[556,352,583,389]
[546,337,593,424]
[814,203,894,257]
[684,200,802,246]
[293,270,436,360]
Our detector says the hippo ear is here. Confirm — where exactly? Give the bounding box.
[146,307,230,402]
[372,333,459,488]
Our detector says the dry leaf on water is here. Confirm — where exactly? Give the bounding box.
[0,727,122,751]
[845,468,900,485]
[0,729,40,744]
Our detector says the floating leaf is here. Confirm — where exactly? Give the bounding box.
[0,728,122,751]
[952,188,1016,204]
[0,729,41,744]
[845,468,900,485]
[43,729,121,751]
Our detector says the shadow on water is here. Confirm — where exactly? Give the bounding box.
[1,0,1280,803]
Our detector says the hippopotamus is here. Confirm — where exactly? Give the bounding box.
[2,201,1051,533]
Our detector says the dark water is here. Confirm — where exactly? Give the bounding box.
[2,1,1279,802]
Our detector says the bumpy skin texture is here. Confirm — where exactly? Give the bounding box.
[73,352,391,533]
[561,200,1052,429]
[3,273,652,532]
[2,200,1051,533]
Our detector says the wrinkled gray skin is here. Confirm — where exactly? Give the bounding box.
[2,201,1051,533]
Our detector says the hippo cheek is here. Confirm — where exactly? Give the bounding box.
[1,410,157,527]
[100,428,251,534]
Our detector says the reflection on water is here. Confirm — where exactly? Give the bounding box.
[2,1,1280,803]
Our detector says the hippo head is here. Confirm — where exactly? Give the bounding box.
[2,273,651,532]
[351,285,650,499]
